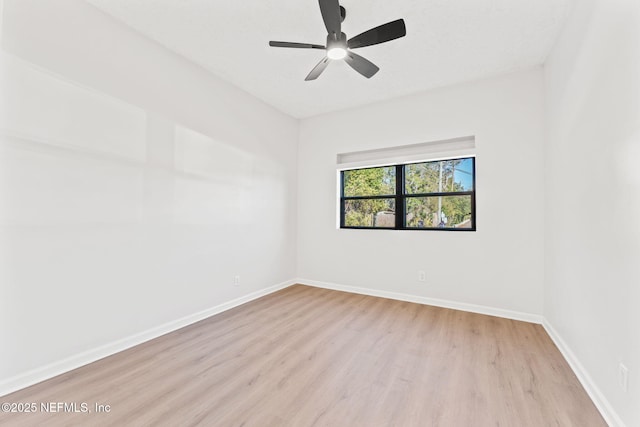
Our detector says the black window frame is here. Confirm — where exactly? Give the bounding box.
[340,157,476,231]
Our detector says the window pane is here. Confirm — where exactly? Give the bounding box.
[405,158,473,194]
[406,195,473,229]
[344,199,396,227]
[343,166,396,197]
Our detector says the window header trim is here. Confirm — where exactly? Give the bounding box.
[336,136,475,171]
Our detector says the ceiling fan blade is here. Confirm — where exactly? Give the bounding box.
[344,52,379,78]
[318,0,341,39]
[269,41,325,50]
[347,19,406,49]
[305,57,330,81]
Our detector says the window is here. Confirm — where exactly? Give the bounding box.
[340,157,475,230]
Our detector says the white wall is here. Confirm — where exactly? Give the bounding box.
[0,0,298,393]
[544,0,640,425]
[298,69,546,317]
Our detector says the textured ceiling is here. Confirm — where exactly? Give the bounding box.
[85,0,572,119]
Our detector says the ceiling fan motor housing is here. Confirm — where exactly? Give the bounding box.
[327,32,347,50]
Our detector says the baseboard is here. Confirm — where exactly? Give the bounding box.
[0,279,296,398]
[542,320,626,427]
[297,278,543,324]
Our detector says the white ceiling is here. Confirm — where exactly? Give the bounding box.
[85,0,572,119]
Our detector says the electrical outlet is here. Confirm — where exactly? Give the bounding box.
[619,363,628,392]
[233,275,240,286]
[418,270,426,282]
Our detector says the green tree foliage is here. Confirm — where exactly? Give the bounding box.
[405,159,472,228]
[343,167,395,227]
[406,195,471,228]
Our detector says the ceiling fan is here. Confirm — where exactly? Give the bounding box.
[269,0,406,81]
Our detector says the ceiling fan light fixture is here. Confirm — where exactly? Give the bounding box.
[327,47,347,60]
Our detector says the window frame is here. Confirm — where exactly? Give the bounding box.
[339,157,476,231]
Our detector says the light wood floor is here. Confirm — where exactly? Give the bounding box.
[1,285,606,426]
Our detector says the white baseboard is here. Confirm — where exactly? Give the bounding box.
[542,320,626,427]
[0,279,296,398]
[297,278,543,324]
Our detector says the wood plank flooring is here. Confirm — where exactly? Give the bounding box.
[0,284,606,426]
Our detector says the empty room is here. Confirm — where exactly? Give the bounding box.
[0,0,638,426]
